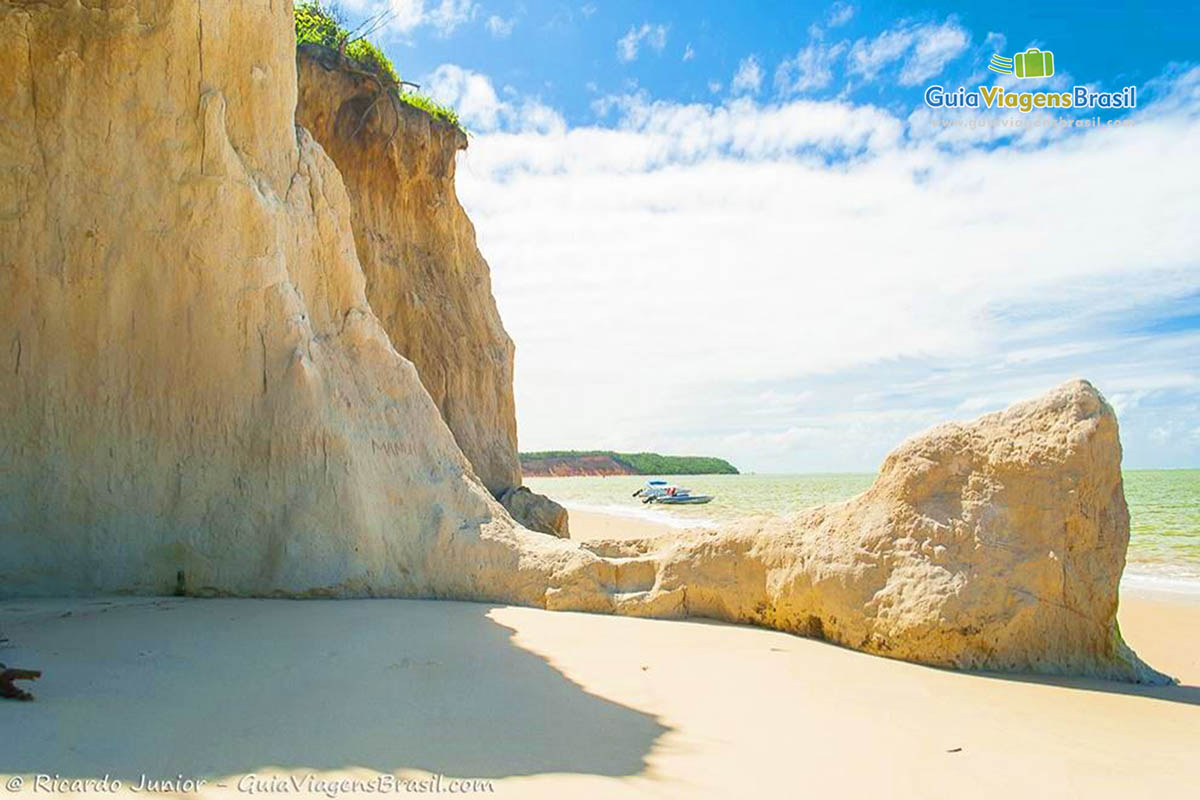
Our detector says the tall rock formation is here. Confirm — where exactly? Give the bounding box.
[293,45,567,535]
[295,46,518,496]
[0,1,1164,682]
[0,0,528,595]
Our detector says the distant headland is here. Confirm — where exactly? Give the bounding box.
[520,450,740,477]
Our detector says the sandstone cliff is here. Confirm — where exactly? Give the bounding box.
[292,44,566,535]
[0,1,1165,682]
[0,0,527,596]
[294,46,518,497]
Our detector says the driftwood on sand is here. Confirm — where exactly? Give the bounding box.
[0,665,41,701]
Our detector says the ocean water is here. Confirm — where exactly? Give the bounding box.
[525,469,1200,588]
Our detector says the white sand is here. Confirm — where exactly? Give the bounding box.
[1,514,1197,798]
[567,508,699,541]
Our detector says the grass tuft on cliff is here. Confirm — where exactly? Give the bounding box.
[295,1,463,132]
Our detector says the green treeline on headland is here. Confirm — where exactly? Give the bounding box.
[520,450,739,475]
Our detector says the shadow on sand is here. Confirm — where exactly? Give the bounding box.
[963,668,1200,706]
[0,598,669,781]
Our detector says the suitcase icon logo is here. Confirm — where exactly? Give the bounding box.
[988,48,1055,79]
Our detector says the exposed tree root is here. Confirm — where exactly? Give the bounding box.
[300,42,422,147]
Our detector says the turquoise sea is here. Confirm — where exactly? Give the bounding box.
[526,470,1200,588]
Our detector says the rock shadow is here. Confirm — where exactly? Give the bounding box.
[0,598,668,781]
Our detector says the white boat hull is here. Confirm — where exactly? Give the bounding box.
[651,494,713,505]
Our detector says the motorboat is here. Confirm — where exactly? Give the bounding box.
[652,493,714,505]
[632,480,671,501]
[632,480,713,505]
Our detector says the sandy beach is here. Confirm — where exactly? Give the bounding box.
[4,3,1197,798]
[567,508,712,540]
[2,509,1196,799]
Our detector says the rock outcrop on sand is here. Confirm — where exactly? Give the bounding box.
[0,1,1166,683]
[572,380,1169,683]
[497,487,570,538]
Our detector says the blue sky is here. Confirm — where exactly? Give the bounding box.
[339,1,1200,471]
[358,1,1198,124]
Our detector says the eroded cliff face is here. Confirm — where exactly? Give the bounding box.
[294,47,519,497]
[0,0,555,596]
[0,1,1164,682]
[292,46,567,535]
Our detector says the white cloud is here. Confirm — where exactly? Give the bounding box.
[848,17,970,85]
[776,40,847,94]
[421,64,564,133]
[337,0,477,37]
[846,27,911,79]
[443,64,1200,470]
[426,0,477,34]
[900,20,970,84]
[827,2,855,28]
[707,80,723,94]
[617,22,668,62]
[581,3,597,18]
[776,15,967,95]
[731,55,764,95]
[485,14,515,38]
[424,64,503,128]
[384,0,426,31]
[683,43,696,62]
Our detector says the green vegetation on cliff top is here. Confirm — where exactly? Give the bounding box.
[295,2,463,131]
[521,451,740,475]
